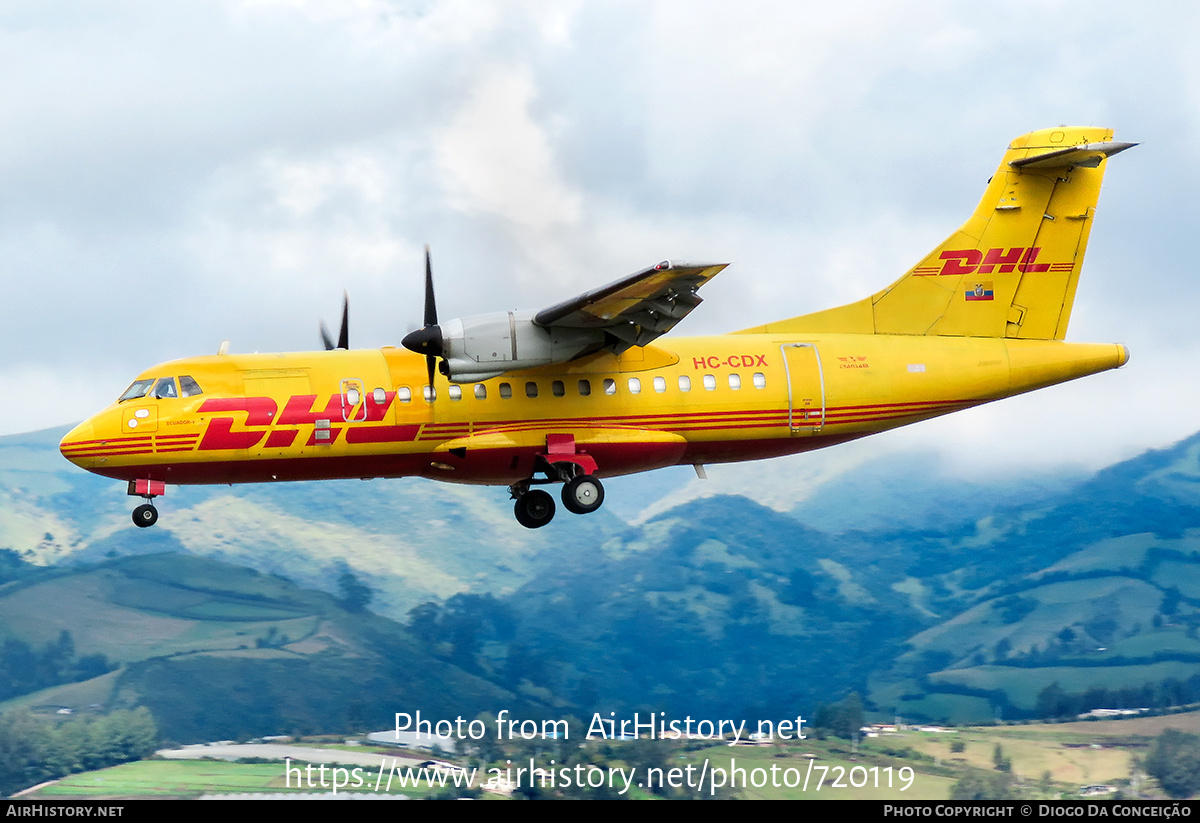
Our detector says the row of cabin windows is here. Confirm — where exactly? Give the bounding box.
[396,372,767,403]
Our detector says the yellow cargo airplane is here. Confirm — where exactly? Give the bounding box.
[61,127,1133,529]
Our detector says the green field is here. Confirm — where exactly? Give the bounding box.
[30,710,1198,801]
[930,661,1200,710]
[35,759,434,799]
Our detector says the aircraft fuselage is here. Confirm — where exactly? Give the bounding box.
[60,333,1127,489]
[58,127,1135,528]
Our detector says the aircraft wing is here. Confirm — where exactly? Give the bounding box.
[533,261,728,349]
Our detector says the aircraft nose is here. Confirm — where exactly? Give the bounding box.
[59,420,95,466]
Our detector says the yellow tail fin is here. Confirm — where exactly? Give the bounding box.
[745,127,1134,339]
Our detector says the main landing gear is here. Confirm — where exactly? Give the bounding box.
[127,479,164,528]
[509,433,606,528]
[510,473,606,529]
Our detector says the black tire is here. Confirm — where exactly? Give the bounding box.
[514,489,555,529]
[561,475,604,515]
[132,504,158,528]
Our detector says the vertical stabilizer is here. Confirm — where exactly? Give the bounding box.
[745,128,1134,339]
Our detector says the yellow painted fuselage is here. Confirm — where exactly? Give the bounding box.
[59,333,1127,488]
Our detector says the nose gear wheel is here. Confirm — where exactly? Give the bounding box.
[132,504,158,528]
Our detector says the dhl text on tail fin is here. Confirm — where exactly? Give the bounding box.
[60,128,1134,530]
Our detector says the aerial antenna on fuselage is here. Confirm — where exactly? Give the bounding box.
[217,340,230,355]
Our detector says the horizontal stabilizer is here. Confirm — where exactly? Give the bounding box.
[1010,141,1137,169]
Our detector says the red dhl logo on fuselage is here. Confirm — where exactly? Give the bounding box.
[912,247,1073,277]
[195,393,419,450]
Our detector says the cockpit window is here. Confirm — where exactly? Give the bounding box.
[179,375,203,397]
[118,379,155,402]
[152,377,178,399]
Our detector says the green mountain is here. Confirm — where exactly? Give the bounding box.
[0,552,542,743]
[2,426,624,618]
[6,424,1200,727]
[431,433,1200,724]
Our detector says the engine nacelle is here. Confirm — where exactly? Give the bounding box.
[437,311,602,383]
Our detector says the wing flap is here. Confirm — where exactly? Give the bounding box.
[534,261,727,348]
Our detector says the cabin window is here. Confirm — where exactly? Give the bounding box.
[397,386,412,403]
[628,377,641,394]
[526,382,538,398]
[728,373,741,390]
[678,375,691,392]
[118,379,155,402]
[500,383,512,399]
[552,380,565,397]
[152,377,178,399]
[653,376,666,393]
[345,387,360,406]
[372,387,386,404]
[179,375,204,397]
[423,385,436,402]
[474,384,487,400]
[703,374,716,391]
[603,378,617,395]
[753,372,766,389]
[578,379,591,396]
[448,385,462,401]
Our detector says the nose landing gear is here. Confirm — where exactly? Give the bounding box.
[127,479,165,529]
[132,503,158,528]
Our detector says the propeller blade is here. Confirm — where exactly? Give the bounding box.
[320,292,350,350]
[402,245,444,396]
[337,291,349,350]
[424,245,438,327]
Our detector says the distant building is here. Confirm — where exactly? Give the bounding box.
[367,730,458,753]
[1076,708,1148,720]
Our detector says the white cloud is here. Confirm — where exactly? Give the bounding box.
[4,0,1197,483]
[437,66,582,231]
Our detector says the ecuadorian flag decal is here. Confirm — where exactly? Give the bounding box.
[965,281,994,302]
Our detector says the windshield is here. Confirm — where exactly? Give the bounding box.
[152,377,178,399]
[118,379,155,402]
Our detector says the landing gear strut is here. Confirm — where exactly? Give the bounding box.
[127,479,164,529]
[509,435,607,528]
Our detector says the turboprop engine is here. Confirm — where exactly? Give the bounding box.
[400,248,716,387]
[403,310,603,383]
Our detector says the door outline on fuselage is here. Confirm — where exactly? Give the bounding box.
[780,342,826,434]
[340,378,368,422]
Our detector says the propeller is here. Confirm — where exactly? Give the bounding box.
[401,245,444,390]
[320,291,350,350]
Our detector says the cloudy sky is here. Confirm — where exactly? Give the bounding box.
[3,0,1197,477]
